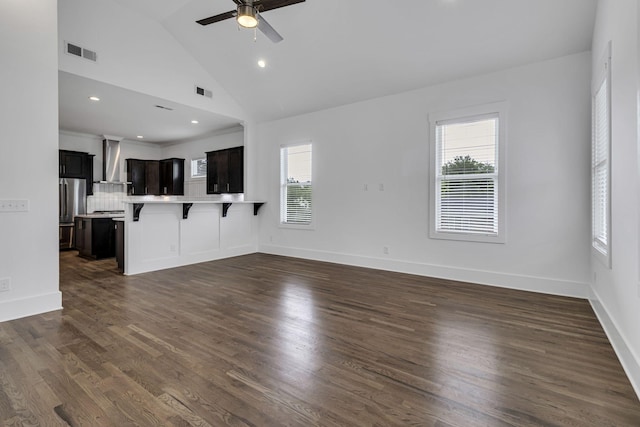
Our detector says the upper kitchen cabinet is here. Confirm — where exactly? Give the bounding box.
[59,149,94,195]
[159,158,185,196]
[206,147,243,194]
[127,158,184,196]
[126,159,160,196]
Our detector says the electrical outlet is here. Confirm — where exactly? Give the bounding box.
[364,184,368,191]
[170,244,177,252]
[379,184,384,191]
[0,277,11,292]
[0,200,29,212]
[383,246,389,255]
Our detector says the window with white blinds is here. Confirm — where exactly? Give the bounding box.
[592,43,611,266]
[429,103,506,243]
[281,143,312,226]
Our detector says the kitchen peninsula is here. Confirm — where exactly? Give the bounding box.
[122,197,264,275]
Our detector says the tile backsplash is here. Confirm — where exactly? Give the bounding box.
[184,179,207,198]
[87,180,214,212]
[87,183,126,212]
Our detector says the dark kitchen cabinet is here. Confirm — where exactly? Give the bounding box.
[74,217,90,257]
[74,217,116,260]
[126,159,160,195]
[160,158,185,195]
[115,220,124,273]
[59,150,94,195]
[145,161,160,195]
[206,146,243,194]
[59,150,86,178]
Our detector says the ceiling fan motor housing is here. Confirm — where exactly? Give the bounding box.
[237,5,258,28]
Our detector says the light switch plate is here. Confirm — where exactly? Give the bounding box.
[0,200,29,212]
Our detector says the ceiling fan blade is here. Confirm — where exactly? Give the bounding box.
[196,10,236,26]
[258,15,284,43]
[256,0,305,13]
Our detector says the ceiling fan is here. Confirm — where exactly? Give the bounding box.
[196,0,306,43]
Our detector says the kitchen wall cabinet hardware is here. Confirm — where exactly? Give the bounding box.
[206,147,243,194]
[160,158,185,195]
[59,149,94,195]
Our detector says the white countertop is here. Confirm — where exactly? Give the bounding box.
[76,213,125,218]
[122,198,264,204]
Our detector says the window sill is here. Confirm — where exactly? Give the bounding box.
[429,230,505,244]
[279,222,315,231]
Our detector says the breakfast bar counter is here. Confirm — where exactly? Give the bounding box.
[122,197,264,275]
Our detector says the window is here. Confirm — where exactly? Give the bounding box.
[191,158,207,178]
[429,102,506,243]
[592,42,611,267]
[281,143,312,226]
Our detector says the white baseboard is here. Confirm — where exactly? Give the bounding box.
[589,290,640,400]
[258,244,590,299]
[0,291,62,322]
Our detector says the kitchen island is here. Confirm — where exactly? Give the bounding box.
[74,212,125,260]
[122,197,264,275]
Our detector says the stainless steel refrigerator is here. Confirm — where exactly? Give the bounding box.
[59,178,86,250]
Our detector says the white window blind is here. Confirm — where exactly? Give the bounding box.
[191,158,207,178]
[592,42,611,265]
[281,143,312,225]
[435,116,499,236]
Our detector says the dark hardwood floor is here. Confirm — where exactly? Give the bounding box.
[0,251,639,426]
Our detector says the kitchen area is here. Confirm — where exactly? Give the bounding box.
[58,72,260,276]
[59,140,128,271]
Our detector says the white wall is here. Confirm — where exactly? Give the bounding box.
[257,52,592,298]
[0,1,61,321]
[589,0,640,398]
[58,0,246,122]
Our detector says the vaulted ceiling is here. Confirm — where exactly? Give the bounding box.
[116,0,597,122]
[59,0,598,142]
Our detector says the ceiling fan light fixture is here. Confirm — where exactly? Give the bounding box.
[237,5,258,28]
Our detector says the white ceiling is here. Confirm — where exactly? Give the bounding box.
[58,71,242,144]
[59,0,598,141]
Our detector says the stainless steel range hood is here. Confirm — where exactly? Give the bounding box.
[99,136,126,184]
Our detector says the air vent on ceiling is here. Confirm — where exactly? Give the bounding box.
[155,104,174,111]
[195,85,213,99]
[64,41,97,62]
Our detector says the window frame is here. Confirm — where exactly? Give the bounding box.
[428,102,507,243]
[190,157,207,179]
[591,42,612,268]
[280,141,314,229]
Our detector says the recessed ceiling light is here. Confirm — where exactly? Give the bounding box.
[257,59,266,68]
[191,120,199,124]
[88,96,100,101]
[137,135,144,139]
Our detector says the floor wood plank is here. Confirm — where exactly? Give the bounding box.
[0,251,638,426]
